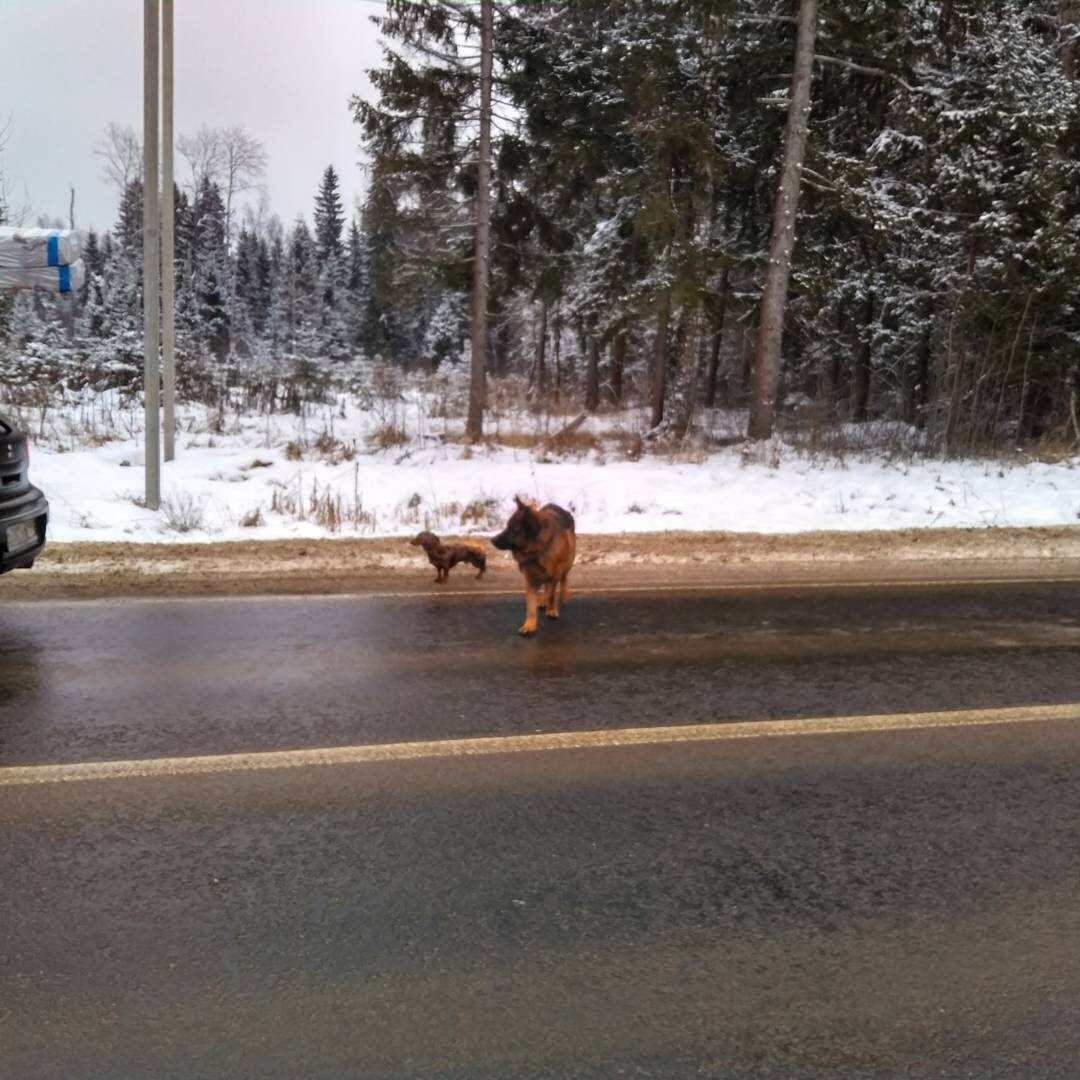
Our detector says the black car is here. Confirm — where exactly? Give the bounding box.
[0,412,48,573]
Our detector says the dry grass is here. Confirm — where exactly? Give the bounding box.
[611,432,644,461]
[459,497,502,528]
[1027,432,1080,465]
[312,427,357,463]
[160,491,208,533]
[547,429,603,456]
[369,421,409,449]
[447,427,605,459]
[270,481,378,533]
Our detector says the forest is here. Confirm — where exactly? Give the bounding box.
[2,0,1079,456]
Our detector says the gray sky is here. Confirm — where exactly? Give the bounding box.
[0,0,386,234]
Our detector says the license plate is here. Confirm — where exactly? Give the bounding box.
[6,519,38,553]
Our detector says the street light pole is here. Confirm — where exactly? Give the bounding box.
[143,0,161,509]
[162,0,176,463]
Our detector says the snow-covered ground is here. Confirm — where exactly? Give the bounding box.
[10,386,1079,544]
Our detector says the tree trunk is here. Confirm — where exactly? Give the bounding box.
[610,328,626,405]
[850,289,873,422]
[465,0,493,441]
[704,265,730,407]
[585,331,601,413]
[493,312,511,376]
[747,0,818,441]
[532,298,547,402]
[907,294,933,427]
[675,316,707,440]
[739,329,753,395]
[650,289,673,429]
[552,302,563,405]
[823,304,844,418]
[1062,1,1080,80]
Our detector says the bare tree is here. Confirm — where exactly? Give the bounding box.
[240,190,280,243]
[93,122,143,192]
[0,115,10,224]
[1,117,31,227]
[465,0,493,441]
[748,0,818,441]
[177,124,266,242]
[177,124,224,197]
[585,329,601,413]
[219,125,267,241]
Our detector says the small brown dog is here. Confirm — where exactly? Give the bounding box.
[491,496,576,636]
[410,531,487,583]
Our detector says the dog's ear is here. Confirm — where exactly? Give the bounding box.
[514,495,536,516]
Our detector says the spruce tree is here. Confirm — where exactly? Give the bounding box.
[314,165,345,261]
[192,176,231,364]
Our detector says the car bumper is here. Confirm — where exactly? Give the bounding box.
[0,486,49,573]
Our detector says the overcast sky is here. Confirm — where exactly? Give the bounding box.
[0,0,386,234]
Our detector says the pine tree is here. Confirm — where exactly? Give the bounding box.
[192,176,231,365]
[232,225,262,349]
[354,0,503,400]
[313,165,345,261]
[355,167,401,361]
[508,0,729,422]
[346,219,369,351]
[115,179,144,257]
[89,246,143,396]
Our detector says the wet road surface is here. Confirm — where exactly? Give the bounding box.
[3,580,1080,765]
[3,579,1080,1077]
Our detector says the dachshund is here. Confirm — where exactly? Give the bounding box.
[410,530,487,583]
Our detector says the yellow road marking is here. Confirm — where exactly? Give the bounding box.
[2,703,1077,787]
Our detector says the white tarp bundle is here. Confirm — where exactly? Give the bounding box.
[0,227,83,270]
[0,259,86,294]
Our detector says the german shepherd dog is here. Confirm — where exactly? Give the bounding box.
[410,531,487,583]
[492,496,576,636]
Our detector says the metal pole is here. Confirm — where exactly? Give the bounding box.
[162,0,176,462]
[143,0,161,509]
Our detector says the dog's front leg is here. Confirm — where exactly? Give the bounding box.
[544,582,559,619]
[518,583,539,636]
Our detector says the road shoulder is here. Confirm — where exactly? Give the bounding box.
[3,525,1080,600]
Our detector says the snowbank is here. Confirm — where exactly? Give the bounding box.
[16,395,1078,544]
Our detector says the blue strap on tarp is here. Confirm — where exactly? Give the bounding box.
[47,230,61,267]
[58,265,71,293]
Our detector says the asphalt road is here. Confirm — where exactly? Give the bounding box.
[3,577,1080,1077]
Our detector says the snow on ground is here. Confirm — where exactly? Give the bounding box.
[11,387,1080,544]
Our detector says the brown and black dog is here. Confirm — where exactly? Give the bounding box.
[410,531,487,583]
[492,496,576,636]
